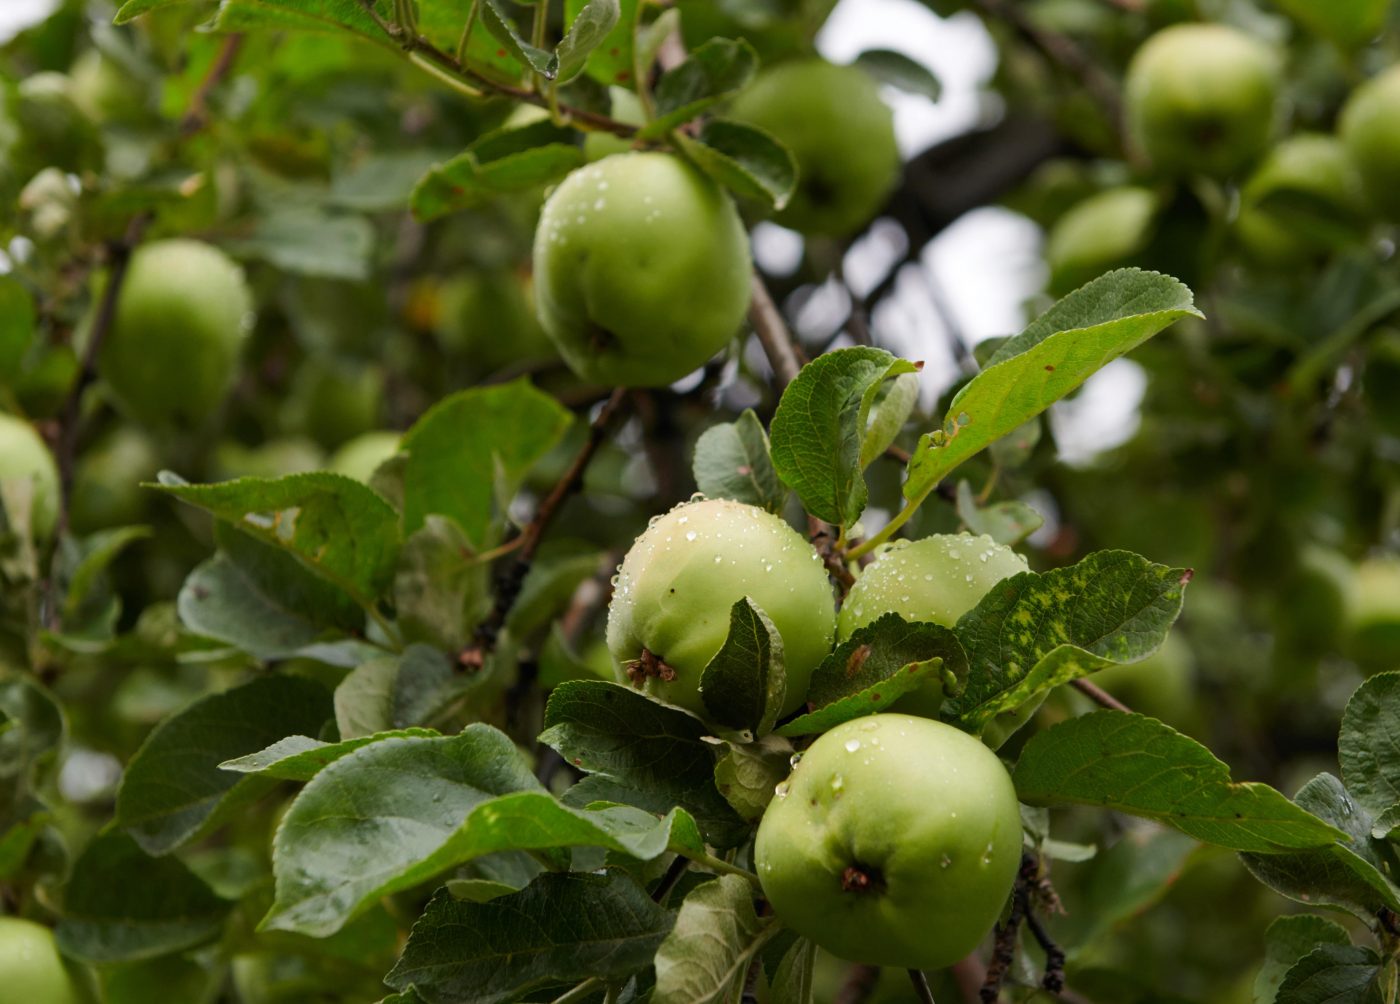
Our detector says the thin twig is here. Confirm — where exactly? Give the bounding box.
[651,855,690,905]
[1072,677,1132,713]
[967,0,1124,142]
[748,274,806,390]
[180,34,244,136]
[550,977,603,1004]
[464,388,628,662]
[909,969,938,1004]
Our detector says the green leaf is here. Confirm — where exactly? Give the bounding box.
[399,379,573,546]
[384,872,674,1004]
[226,206,375,280]
[56,526,152,641]
[1014,712,1347,852]
[411,121,585,223]
[393,516,489,650]
[329,150,448,212]
[1339,671,1400,817]
[565,0,638,87]
[219,728,440,780]
[692,410,786,513]
[0,276,34,382]
[208,0,389,39]
[263,727,695,936]
[480,0,556,76]
[55,832,228,963]
[555,0,621,83]
[677,119,797,211]
[948,550,1190,732]
[776,614,967,737]
[153,471,400,610]
[700,598,785,735]
[113,0,190,24]
[640,38,759,138]
[860,372,919,469]
[955,480,1044,547]
[0,674,64,782]
[769,936,816,1004]
[1256,915,1352,1004]
[1241,773,1400,920]
[114,675,333,855]
[333,644,483,738]
[1272,0,1389,47]
[540,681,747,847]
[714,736,791,823]
[903,269,1200,505]
[854,49,941,99]
[1371,803,1400,841]
[652,875,773,1004]
[770,347,919,527]
[1275,944,1384,1004]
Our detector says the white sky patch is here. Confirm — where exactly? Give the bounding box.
[1049,358,1149,467]
[0,0,58,44]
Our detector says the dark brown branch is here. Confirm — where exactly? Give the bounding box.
[749,274,806,391]
[464,387,628,663]
[180,34,244,136]
[909,969,938,1004]
[1072,676,1132,713]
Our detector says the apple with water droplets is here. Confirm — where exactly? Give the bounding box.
[755,713,1022,971]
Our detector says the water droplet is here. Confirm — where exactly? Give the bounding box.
[940,854,952,869]
[714,555,723,563]
[844,739,862,753]
[685,531,697,542]
[789,753,804,769]
[949,548,961,560]
[774,781,790,800]
[830,774,844,795]
[981,843,995,865]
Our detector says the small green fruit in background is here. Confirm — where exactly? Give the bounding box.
[1090,631,1198,728]
[1347,556,1400,669]
[1045,186,1159,295]
[70,425,160,533]
[1124,24,1280,178]
[16,72,102,174]
[727,59,900,237]
[755,713,1022,971]
[435,271,555,375]
[1273,0,1389,48]
[1235,135,1366,265]
[1341,66,1400,221]
[606,498,835,718]
[212,437,324,481]
[280,357,382,450]
[98,239,251,427]
[534,152,752,387]
[69,50,147,125]
[838,534,1028,715]
[0,917,84,1004]
[327,431,401,483]
[0,412,60,540]
[1365,331,1400,437]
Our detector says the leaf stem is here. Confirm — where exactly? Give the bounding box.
[845,490,923,560]
[908,969,937,1004]
[455,0,479,63]
[1071,677,1131,713]
[530,0,548,93]
[550,977,603,1004]
[682,849,763,890]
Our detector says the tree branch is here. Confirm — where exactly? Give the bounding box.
[180,34,244,136]
[909,969,938,1004]
[748,274,806,391]
[1072,676,1132,713]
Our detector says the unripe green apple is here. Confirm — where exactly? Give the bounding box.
[0,917,84,1004]
[755,713,1022,970]
[16,72,102,174]
[69,50,147,125]
[435,271,555,374]
[727,59,900,237]
[1340,66,1400,221]
[534,153,751,386]
[1273,0,1388,47]
[606,498,836,718]
[0,412,60,540]
[327,430,400,483]
[1124,24,1280,178]
[70,425,160,533]
[279,357,382,449]
[98,239,251,427]
[1347,556,1400,669]
[1089,631,1198,728]
[1235,134,1366,265]
[212,437,324,481]
[1045,187,1158,296]
[838,534,1028,715]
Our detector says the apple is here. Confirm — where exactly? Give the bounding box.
[279,357,382,449]
[98,239,251,427]
[1346,556,1400,669]
[727,59,900,237]
[0,917,84,1004]
[1045,186,1159,295]
[1235,134,1366,265]
[533,152,752,387]
[606,498,836,718]
[435,270,556,375]
[1124,24,1280,178]
[69,50,147,125]
[70,425,160,533]
[1089,631,1198,728]
[755,713,1022,971]
[1340,66,1400,221]
[327,430,401,483]
[212,437,324,481]
[0,412,60,540]
[838,534,1029,715]
[16,72,102,174]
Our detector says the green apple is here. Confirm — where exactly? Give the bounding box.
[327,430,400,483]
[755,713,1022,970]
[69,50,147,125]
[1045,187,1158,295]
[727,59,900,237]
[606,498,836,718]
[1235,134,1366,265]
[1347,556,1400,669]
[0,917,84,1004]
[70,425,160,533]
[1089,631,1198,727]
[16,72,102,174]
[280,357,382,449]
[435,270,555,374]
[839,534,1028,715]
[1273,0,1388,47]
[1124,24,1280,178]
[98,239,251,427]
[1341,66,1400,221]
[212,437,324,481]
[0,412,60,540]
[533,152,752,387]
